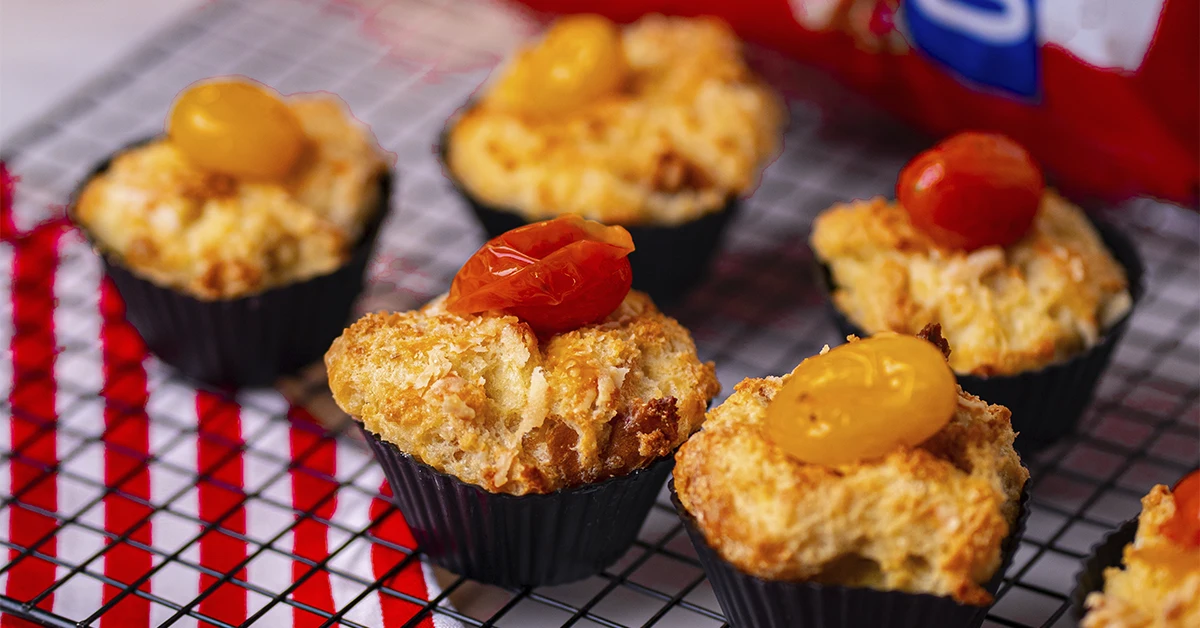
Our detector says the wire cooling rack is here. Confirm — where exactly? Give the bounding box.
[1,0,1197,626]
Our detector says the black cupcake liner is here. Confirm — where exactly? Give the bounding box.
[361,424,674,587]
[671,481,1031,628]
[816,221,1145,453]
[1070,518,1138,621]
[68,137,394,387]
[437,121,740,303]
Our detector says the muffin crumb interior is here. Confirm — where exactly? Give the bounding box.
[325,291,719,495]
[448,15,785,226]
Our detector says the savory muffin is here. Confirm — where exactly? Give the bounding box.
[1083,479,1200,627]
[812,191,1132,377]
[69,77,393,386]
[674,330,1029,606]
[75,95,388,299]
[813,134,1140,452]
[327,290,719,495]
[446,14,783,226]
[327,216,718,585]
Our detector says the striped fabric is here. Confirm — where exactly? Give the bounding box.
[1,199,458,626]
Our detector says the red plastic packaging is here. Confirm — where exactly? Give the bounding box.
[514,0,1199,209]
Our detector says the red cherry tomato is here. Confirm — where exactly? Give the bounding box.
[897,132,1045,251]
[446,215,635,336]
[1163,470,1200,548]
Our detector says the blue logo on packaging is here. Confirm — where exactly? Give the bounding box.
[903,0,1039,97]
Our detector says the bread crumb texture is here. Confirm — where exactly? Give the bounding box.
[447,15,784,226]
[811,191,1132,376]
[1083,485,1200,627]
[75,96,388,299]
[325,291,720,495]
[674,363,1029,605]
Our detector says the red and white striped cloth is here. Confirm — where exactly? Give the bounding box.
[1,167,461,627]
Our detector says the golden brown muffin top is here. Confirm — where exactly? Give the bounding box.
[811,191,1132,376]
[447,15,784,226]
[74,96,388,299]
[1083,485,1200,627]
[325,291,720,495]
[674,344,1028,605]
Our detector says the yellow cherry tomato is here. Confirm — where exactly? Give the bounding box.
[764,334,958,466]
[167,78,305,180]
[487,15,628,116]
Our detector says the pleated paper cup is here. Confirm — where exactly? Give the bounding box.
[69,137,394,387]
[362,425,674,587]
[817,221,1144,453]
[671,480,1030,628]
[1071,518,1138,621]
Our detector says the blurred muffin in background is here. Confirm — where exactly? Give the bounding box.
[443,14,785,300]
[1080,472,1200,628]
[71,77,393,385]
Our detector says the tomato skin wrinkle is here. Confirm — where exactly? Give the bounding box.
[898,132,1044,252]
[481,245,539,278]
[446,216,635,337]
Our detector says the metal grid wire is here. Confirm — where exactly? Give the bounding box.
[1,0,1198,626]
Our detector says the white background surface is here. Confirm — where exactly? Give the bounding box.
[0,0,203,143]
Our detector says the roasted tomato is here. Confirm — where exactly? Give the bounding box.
[485,14,629,117]
[1164,470,1200,548]
[168,77,305,180]
[446,215,635,336]
[764,333,957,466]
[898,132,1044,251]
